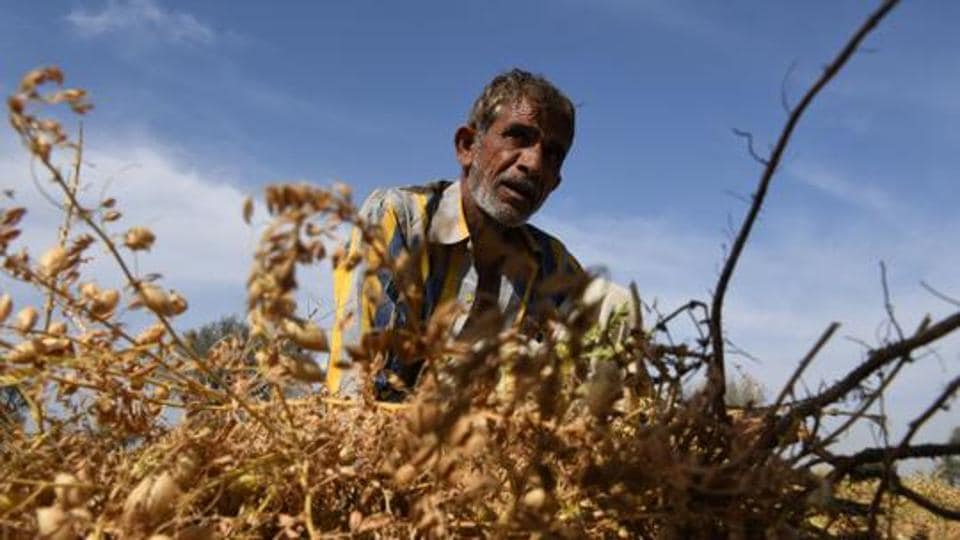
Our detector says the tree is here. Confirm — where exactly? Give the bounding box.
[181,314,319,398]
[183,314,249,358]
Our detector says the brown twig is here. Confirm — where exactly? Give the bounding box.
[41,123,83,332]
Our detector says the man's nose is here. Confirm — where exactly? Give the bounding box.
[516,145,543,178]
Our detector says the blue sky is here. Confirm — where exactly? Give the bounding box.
[1,1,958,462]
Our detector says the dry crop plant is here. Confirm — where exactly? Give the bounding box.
[2,1,960,538]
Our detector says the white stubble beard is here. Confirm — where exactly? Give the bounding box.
[466,162,540,228]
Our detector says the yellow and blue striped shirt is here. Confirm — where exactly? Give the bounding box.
[327,179,583,399]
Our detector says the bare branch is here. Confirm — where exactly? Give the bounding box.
[780,60,799,113]
[731,128,769,165]
[781,310,959,434]
[707,0,902,417]
[835,443,960,469]
[880,261,904,340]
[899,374,960,450]
[921,280,960,308]
[771,322,840,412]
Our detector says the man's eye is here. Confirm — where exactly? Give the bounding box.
[503,128,531,144]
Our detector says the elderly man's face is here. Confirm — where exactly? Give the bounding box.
[463,98,572,227]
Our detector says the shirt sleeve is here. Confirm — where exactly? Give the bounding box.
[326,189,406,396]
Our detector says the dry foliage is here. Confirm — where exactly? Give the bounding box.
[2,3,960,538]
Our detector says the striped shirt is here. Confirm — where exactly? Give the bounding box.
[326,179,583,399]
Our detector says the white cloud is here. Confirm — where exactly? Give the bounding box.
[0,120,353,382]
[0,132,340,332]
[789,161,893,212]
[65,0,215,46]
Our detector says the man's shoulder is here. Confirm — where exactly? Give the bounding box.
[358,180,455,243]
[395,179,451,198]
[361,180,450,216]
[522,222,582,275]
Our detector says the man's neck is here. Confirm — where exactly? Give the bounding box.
[459,177,513,268]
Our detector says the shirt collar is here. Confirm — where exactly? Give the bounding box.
[428,180,470,245]
[427,179,543,256]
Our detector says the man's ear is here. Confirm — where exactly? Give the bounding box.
[454,125,477,169]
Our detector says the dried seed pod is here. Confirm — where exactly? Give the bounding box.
[40,337,71,355]
[166,292,188,315]
[48,321,67,335]
[8,95,24,114]
[338,447,356,467]
[53,472,89,509]
[8,340,39,363]
[522,488,547,509]
[281,355,324,383]
[39,245,69,276]
[36,505,72,540]
[19,66,63,91]
[173,450,202,486]
[0,294,12,323]
[79,282,98,299]
[32,139,52,160]
[135,323,166,345]
[14,306,37,334]
[124,226,156,251]
[282,319,328,352]
[133,284,188,317]
[61,87,84,100]
[92,289,120,316]
[349,510,363,532]
[137,284,169,313]
[122,472,181,527]
[393,464,417,486]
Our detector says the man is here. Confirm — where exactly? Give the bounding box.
[327,69,615,400]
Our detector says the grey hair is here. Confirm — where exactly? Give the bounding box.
[467,68,575,137]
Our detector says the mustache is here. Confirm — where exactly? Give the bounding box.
[497,175,541,201]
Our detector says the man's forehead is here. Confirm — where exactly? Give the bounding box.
[493,98,573,139]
